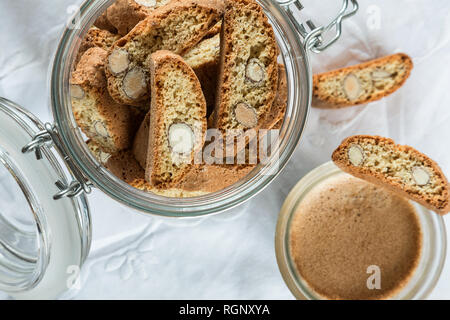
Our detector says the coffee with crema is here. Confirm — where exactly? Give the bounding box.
[289,174,422,300]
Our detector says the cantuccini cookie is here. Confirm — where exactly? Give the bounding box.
[313,53,413,109]
[130,164,254,195]
[105,0,224,106]
[132,180,209,197]
[210,0,278,132]
[89,147,206,196]
[203,19,222,38]
[101,144,252,197]
[183,33,220,112]
[261,64,287,129]
[132,112,150,168]
[86,139,112,164]
[70,47,135,153]
[106,0,173,36]
[93,11,117,34]
[75,27,120,67]
[332,135,450,215]
[144,50,207,187]
[86,140,253,196]
[93,148,200,196]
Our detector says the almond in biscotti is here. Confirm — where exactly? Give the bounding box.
[105,0,224,106]
[108,49,130,75]
[342,73,361,101]
[245,58,266,86]
[210,0,278,132]
[144,50,207,187]
[233,102,258,128]
[332,135,450,215]
[313,53,413,109]
[70,47,136,153]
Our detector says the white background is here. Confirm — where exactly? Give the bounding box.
[0,0,449,299]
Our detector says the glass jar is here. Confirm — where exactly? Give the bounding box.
[275,161,447,300]
[0,0,359,298]
[51,0,358,217]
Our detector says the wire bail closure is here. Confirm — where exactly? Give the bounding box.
[22,123,92,200]
[280,0,359,53]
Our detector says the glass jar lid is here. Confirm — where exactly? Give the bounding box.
[0,97,91,299]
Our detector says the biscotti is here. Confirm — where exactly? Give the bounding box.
[86,139,112,164]
[89,143,252,196]
[75,27,120,67]
[99,147,233,197]
[179,163,254,192]
[203,19,222,38]
[261,64,287,129]
[210,0,278,132]
[93,11,117,33]
[103,140,252,196]
[130,164,253,194]
[332,135,450,215]
[131,178,209,197]
[313,53,413,109]
[96,148,205,197]
[105,0,224,106]
[106,0,173,36]
[144,50,207,187]
[132,112,150,168]
[70,47,135,153]
[183,33,220,111]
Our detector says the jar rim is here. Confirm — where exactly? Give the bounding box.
[51,0,311,217]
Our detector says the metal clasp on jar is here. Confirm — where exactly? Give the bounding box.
[278,0,359,53]
[22,123,92,200]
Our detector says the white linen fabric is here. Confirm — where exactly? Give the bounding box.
[0,0,449,299]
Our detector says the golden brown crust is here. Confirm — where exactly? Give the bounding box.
[105,0,224,106]
[313,53,413,109]
[332,135,450,215]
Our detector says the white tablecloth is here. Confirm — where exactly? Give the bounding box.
[0,0,449,299]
